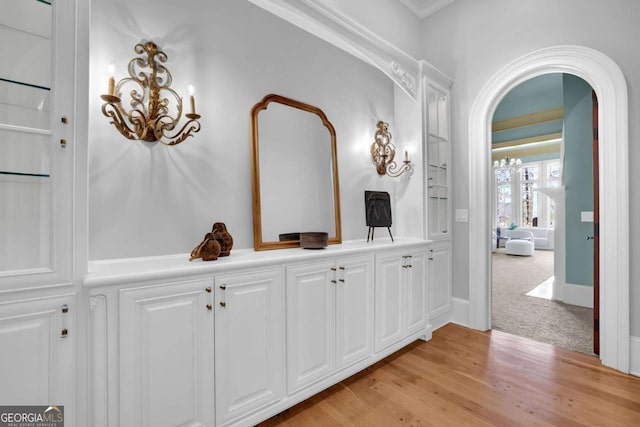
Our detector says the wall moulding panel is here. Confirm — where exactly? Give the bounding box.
[248,0,421,99]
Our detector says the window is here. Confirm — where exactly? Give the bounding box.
[546,162,561,227]
[495,168,512,228]
[521,165,539,227]
[494,159,561,229]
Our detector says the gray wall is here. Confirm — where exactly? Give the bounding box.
[420,0,640,334]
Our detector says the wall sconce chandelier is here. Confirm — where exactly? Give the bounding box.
[100,41,201,146]
[370,121,412,177]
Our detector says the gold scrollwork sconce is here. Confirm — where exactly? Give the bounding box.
[100,41,201,146]
[370,121,412,177]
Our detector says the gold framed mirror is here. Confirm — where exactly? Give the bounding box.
[250,94,342,251]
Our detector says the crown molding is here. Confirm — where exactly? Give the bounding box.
[398,0,456,19]
[249,0,421,100]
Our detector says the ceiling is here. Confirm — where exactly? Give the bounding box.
[397,0,456,19]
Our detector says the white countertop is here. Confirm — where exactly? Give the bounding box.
[83,238,431,288]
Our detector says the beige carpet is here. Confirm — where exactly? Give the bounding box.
[491,248,594,355]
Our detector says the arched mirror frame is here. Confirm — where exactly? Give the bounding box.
[250,94,342,251]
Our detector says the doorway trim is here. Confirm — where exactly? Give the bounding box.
[467,45,629,372]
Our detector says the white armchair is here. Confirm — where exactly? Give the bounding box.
[504,229,535,256]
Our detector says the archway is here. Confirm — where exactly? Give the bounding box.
[467,45,629,372]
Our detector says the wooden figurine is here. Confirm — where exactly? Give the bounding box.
[189,232,221,261]
[212,222,233,256]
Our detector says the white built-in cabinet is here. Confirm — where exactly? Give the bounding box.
[286,255,373,393]
[427,242,452,328]
[425,83,451,240]
[374,250,427,352]
[119,278,215,427]
[1,0,75,292]
[423,69,453,328]
[0,1,77,424]
[214,269,285,426]
[0,295,75,407]
[87,240,428,427]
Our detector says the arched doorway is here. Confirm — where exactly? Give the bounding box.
[467,45,629,372]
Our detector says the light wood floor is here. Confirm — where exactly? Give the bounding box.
[259,324,640,426]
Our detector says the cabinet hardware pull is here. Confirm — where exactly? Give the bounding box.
[407,264,413,268]
[339,279,345,283]
[331,267,337,271]
[206,304,213,311]
[331,280,337,284]
[428,257,434,261]
[61,116,68,124]
[402,265,408,268]
[60,139,67,148]
[219,285,226,290]
[339,266,345,270]
[205,287,212,293]
[219,301,226,308]
[61,304,69,338]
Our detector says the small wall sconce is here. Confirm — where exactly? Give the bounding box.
[370,121,412,177]
[100,41,201,146]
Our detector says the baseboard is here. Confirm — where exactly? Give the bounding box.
[430,309,451,331]
[630,336,640,377]
[450,297,470,327]
[563,283,594,308]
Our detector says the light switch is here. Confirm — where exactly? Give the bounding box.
[455,209,468,222]
[581,211,594,222]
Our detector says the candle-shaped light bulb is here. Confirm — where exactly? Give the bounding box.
[404,146,409,162]
[107,64,115,96]
[188,84,195,114]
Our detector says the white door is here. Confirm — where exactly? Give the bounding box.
[215,269,285,425]
[335,255,373,370]
[119,279,214,427]
[374,253,404,352]
[0,295,74,410]
[428,245,451,318]
[405,252,427,335]
[286,261,336,392]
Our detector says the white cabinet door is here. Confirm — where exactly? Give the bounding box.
[0,295,74,409]
[335,255,373,370]
[374,253,404,352]
[215,269,285,425]
[428,244,451,318]
[119,279,214,427]
[405,252,427,335]
[286,260,336,393]
[374,250,428,352]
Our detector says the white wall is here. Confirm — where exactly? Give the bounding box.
[88,0,421,259]
[419,0,640,334]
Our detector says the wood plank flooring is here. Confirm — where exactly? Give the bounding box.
[259,324,640,426]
